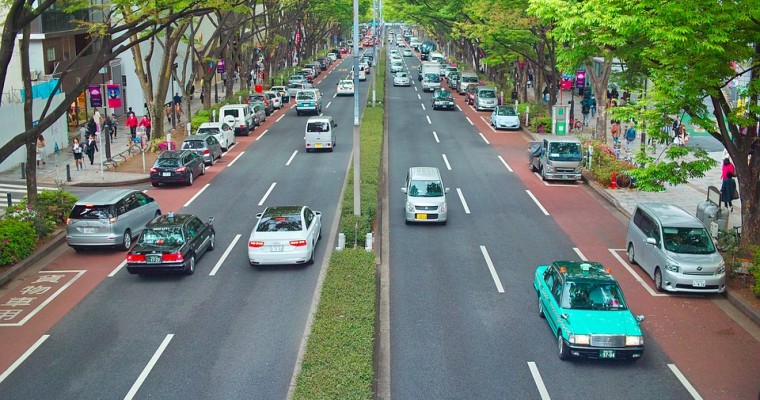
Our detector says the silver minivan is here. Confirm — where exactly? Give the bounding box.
[401,167,449,224]
[304,116,337,152]
[474,87,498,111]
[66,189,162,251]
[626,203,725,293]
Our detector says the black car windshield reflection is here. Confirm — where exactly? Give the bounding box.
[548,142,582,161]
[561,281,628,310]
[139,227,185,246]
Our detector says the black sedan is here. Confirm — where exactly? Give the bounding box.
[150,150,205,187]
[126,213,215,275]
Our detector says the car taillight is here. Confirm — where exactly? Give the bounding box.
[326,143,331,147]
[176,167,187,172]
[162,252,184,262]
[150,167,158,173]
[66,218,71,225]
[240,124,245,129]
[290,240,307,247]
[203,149,210,154]
[127,253,146,263]
[248,241,264,248]
[109,217,117,223]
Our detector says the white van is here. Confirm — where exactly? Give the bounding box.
[401,167,449,224]
[304,116,336,152]
[626,203,725,293]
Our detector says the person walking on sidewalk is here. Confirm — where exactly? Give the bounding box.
[109,114,118,139]
[625,123,637,149]
[590,97,597,118]
[721,157,735,180]
[36,134,47,166]
[72,137,84,170]
[581,98,591,126]
[720,171,738,212]
[126,112,138,140]
[86,133,98,166]
[611,120,621,145]
[138,115,152,140]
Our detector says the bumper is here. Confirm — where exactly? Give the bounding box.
[126,261,187,274]
[543,172,582,181]
[494,121,521,130]
[233,127,250,136]
[434,101,455,109]
[66,233,120,247]
[306,141,333,150]
[405,210,447,223]
[662,271,726,293]
[564,340,644,360]
[248,249,311,265]
[476,103,497,110]
[151,173,192,184]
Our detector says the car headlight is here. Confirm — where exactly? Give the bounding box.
[665,259,679,272]
[406,202,414,212]
[544,164,555,172]
[569,334,590,345]
[625,335,644,346]
[717,259,725,274]
[439,203,447,213]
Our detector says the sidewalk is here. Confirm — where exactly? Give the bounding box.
[0,80,242,187]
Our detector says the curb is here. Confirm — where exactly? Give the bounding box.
[68,176,151,187]
[0,230,67,288]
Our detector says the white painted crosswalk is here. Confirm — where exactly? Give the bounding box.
[0,183,58,213]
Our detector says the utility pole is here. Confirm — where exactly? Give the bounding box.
[353,0,361,216]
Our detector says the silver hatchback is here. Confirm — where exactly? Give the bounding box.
[181,134,223,165]
[401,167,449,224]
[66,189,161,251]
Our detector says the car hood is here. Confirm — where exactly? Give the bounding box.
[564,310,643,336]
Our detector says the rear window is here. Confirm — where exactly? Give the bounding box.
[256,215,303,232]
[69,204,113,220]
[307,122,330,132]
[463,76,478,83]
[222,109,239,118]
[196,127,218,135]
[139,227,185,246]
[156,157,181,167]
[182,140,205,149]
[297,92,316,100]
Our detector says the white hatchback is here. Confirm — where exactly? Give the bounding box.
[248,206,322,265]
[195,121,236,151]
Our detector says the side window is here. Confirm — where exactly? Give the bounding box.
[650,223,661,245]
[640,215,654,238]
[134,192,149,207]
[187,218,203,239]
[304,208,313,229]
[115,198,128,216]
[633,208,644,227]
[208,137,218,145]
[551,277,563,303]
[544,269,555,290]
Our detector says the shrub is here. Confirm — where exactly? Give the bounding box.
[585,140,635,187]
[36,189,77,224]
[0,219,37,266]
[749,246,760,297]
[532,116,552,133]
[157,140,177,152]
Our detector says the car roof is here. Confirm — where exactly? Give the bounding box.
[408,167,442,180]
[184,134,212,141]
[307,116,332,123]
[198,122,223,128]
[551,261,617,283]
[158,150,192,158]
[76,188,137,205]
[637,203,703,228]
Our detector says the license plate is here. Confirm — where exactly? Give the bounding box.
[316,143,322,148]
[270,245,284,252]
[147,255,161,264]
[83,227,95,234]
[416,213,428,220]
[162,172,171,177]
[600,350,615,358]
[693,280,706,287]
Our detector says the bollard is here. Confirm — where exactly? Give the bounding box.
[365,233,373,252]
[66,164,72,182]
[187,122,192,135]
[336,233,346,251]
[6,192,11,207]
[20,162,25,179]
[212,110,217,123]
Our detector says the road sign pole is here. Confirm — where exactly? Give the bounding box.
[353,0,361,217]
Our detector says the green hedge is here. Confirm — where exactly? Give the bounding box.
[6,188,77,239]
[292,249,376,400]
[0,219,37,266]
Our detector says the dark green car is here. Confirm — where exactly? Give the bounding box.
[431,88,455,110]
[126,213,215,275]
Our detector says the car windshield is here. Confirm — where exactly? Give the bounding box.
[463,76,478,83]
[561,281,628,310]
[497,107,517,116]
[256,215,303,232]
[196,128,218,135]
[182,140,205,149]
[249,96,265,103]
[288,83,301,89]
[156,157,181,167]
[396,73,408,78]
[548,142,583,161]
[424,74,440,82]
[69,204,113,220]
[139,227,185,246]
[408,180,444,197]
[290,76,302,81]
[662,227,716,254]
[479,90,496,98]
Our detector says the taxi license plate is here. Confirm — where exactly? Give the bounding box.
[316,143,323,148]
[271,245,284,252]
[416,213,428,220]
[147,255,161,264]
[693,280,706,287]
[83,227,95,234]
[600,350,615,358]
[162,172,171,177]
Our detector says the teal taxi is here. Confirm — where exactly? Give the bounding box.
[533,261,645,360]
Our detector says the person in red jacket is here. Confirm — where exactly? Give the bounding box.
[126,113,138,140]
[138,115,152,140]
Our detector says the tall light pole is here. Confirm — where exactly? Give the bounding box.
[352,0,361,216]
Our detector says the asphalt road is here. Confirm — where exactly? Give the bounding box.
[387,48,694,399]
[0,54,368,399]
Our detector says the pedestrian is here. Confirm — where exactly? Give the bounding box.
[625,123,637,148]
[126,112,138,140]
[86,133,98,166]
[672,116,681,135]
[128,107,135,117]
[173,93,182,105]
[611,120,621,145]
[675,125,688,147]
[174,102,184,122]
[36,134,47,166]
[590,97,597,118]
[581,98,591,126]
[568,99,575,125]
[720,171,738,212]
[102,115,114,140]
[165,104,172,123]
[93,107,102,127]
[138,115,152,141]
[71,137,84,170]
[87,117,97,136]
[200,89,205,105]
[542,87,549,103]
[721,157,735,180]
[109,114,118,139]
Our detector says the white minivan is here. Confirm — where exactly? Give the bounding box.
[304,116,336,152]
[626,203,725,293]
[401,167,449,224]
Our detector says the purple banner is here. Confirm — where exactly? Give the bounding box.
[217,59,225,73]
[575,70,586,89]
[88,85,103,107]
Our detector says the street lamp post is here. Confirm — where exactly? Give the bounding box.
[353,0,361,216]
[101,67,111,160]
[171,63,178,129]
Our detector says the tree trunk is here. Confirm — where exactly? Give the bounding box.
[21,19,38,208]
[586,57,612,142]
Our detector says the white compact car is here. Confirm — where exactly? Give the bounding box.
[247,206,322,265]
[393,72,411,86]
[337,79,355,96]
[390,60,404,73]
[490,106,521,130]
[195,121,237,151]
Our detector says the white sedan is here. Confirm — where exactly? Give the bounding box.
[195,121,236,151]
[248,206,322,265]
[337,80,355,96]
[403,49,413,57]
[393,71,411,86]
[390,60,404,73]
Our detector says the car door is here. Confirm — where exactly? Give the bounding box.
[636,214,656,277]
[546,271,564,333]
[221,123,234,147]
[133,192,155,230]
[207,136,221,160]
[120,194,140,236]
[303,208,318,248]
[186,217,209,256]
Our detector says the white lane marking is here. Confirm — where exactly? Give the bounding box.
[414,86,418,92]
[124,334,174,400]
[209,234,241,276]
[286,150,298,166]
[527,362,551,400]
[417,93,421,100]
[442,154,452,170]
[183,183,210,208]
[333,93,337,98]
[668,364,704,400]
[480,246,505,293]
[0,270,86,327]
[608,249,668,297]
[456,105,462,111]
[432,131,440,143]
[573,247,588,261]
[0,335,50,384]
[478,132,490,144]
[426,116,432,125]
[276,114,285,122]
[525,190,550,216]
[258,182,276,206]
[108,260,127,277]
[456,188,471,214]
[421,103,426,110]
[227,151,245,167]
[256,129,269,141]
[465,117,474,125]
[325,101,332,109]
[498,156,513,172]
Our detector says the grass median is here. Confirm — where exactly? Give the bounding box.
[292,50,386,399]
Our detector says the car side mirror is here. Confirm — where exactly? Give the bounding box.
[334,123,338,127]
[208,216,214,224]
[560,313,569,320]
[636,315,645,323]
[401,187,407,194]
[445,188,450,194]
[255,212,263,218]
[646,237,657,246]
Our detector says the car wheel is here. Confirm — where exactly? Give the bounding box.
[318,227,322,240]
[208,231,216,251]
[151,182,159,187]
[200,164,206,176]
[155,210,162,218]
[184,254,196,275]
[296,110,301,116]
[627,243,636,265]
[530,161,538,173]
[654,268,664,292]
[307,248,315,265]
[538,295,545,318]
[120,229,132,251]
[306,148,311,153]
[541,166,548,182]
[558,331,571,360]
[72,246,85,253]
[187,172,194,186]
